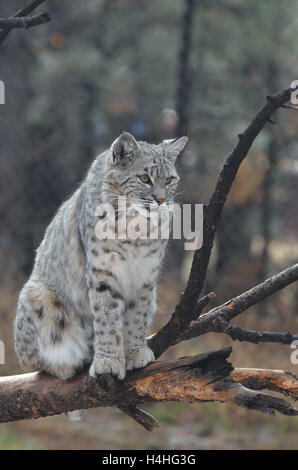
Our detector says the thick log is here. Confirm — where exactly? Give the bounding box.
[0,347,297,424]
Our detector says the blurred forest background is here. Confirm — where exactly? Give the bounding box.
[0,0,298,450]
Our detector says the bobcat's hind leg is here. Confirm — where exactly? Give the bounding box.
[14,303,41,372]
[15,281,93,380]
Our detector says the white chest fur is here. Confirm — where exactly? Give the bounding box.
[116,244,159,297]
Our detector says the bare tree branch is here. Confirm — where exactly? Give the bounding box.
[0,13,50,30]
[149,84,298,358]
[0,0,50,47]
[0,348,297,424]
[176,263,298,344]
[118,405,160,431]
[212,263,298,322]
[150,263,297,356]
[180,88,296,307]
[210,322,298,345]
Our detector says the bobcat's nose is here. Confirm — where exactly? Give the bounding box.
[154,196,166,205]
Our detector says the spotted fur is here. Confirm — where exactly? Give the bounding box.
[14,132,188,380]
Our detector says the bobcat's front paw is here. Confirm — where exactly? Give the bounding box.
[126,346,155,371]
[89,357,126,380]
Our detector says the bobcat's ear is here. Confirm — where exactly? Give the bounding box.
[163,136,188,162]
[111,132,140,165]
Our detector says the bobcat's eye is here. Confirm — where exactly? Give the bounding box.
[139,174,151,184]
[165,176,174,185]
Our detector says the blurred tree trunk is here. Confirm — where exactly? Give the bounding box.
[258,62,279,282]
[211,62,280,302]
[258,133,278,282]
[176,0,195,137]
[167,0,197,279]
[256,62,280,315]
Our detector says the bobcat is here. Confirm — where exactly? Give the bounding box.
[14,132,188,381]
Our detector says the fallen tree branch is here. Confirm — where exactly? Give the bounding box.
[0,348,297,424]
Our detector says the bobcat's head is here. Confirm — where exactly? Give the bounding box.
[103,132,188,208]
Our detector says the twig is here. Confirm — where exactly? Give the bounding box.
[0,0,49,47]
[0,13,50,30]
[212,321,298,345]
[118,405,159,431]
[205,263,298,322]
[281,103,298,110]
[177,264,298,344]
